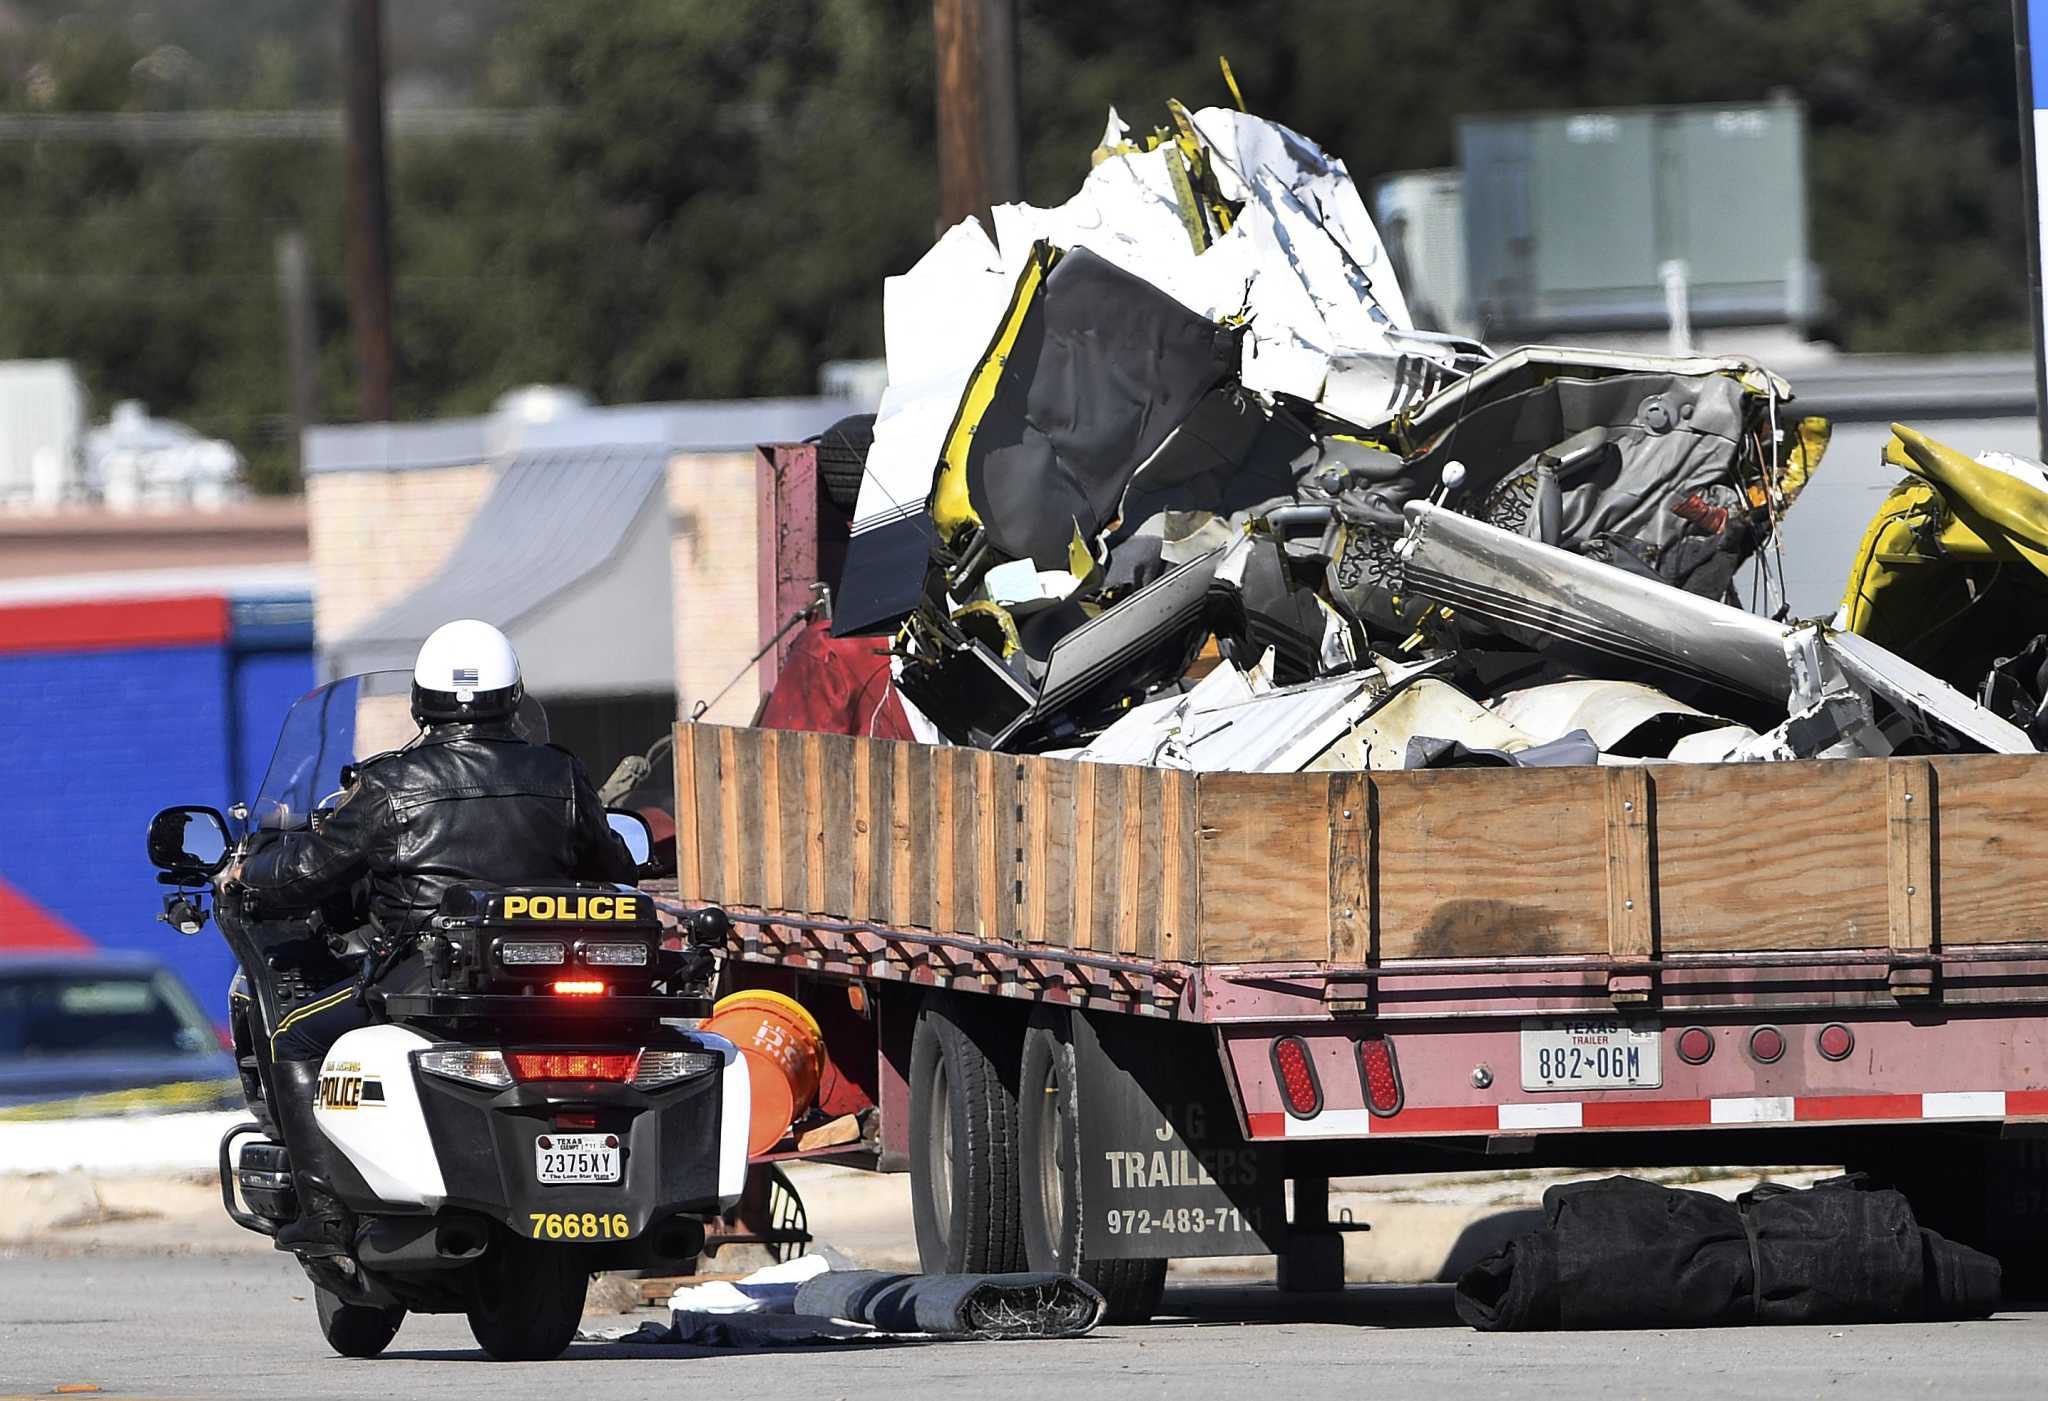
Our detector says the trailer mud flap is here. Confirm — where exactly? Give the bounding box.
[1068,1010,1284,1258]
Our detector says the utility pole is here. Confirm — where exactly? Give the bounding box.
[274,229,319,468]
[932,0,1020,233]
[343,0,395,423]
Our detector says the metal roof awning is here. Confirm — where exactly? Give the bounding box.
[327,444,675,697]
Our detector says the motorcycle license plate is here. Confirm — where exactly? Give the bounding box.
[535,1132,620,1184]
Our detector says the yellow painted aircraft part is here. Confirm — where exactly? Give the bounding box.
[1838,423,2048,639]
[951,599,1022,658]
[1884,422,2048,574]
[1778,415,1830,505]
[930,244,1056,544]
[1219,55,1247,112]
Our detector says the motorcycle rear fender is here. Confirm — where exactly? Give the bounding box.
[317,1025,447,1208]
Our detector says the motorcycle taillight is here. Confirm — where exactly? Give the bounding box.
[508,1051,639,1082]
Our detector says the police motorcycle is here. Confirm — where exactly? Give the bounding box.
[144,671,745,1361]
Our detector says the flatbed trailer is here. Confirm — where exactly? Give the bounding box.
[662,719,2048,1318]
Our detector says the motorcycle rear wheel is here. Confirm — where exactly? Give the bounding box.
[466,1235,589,1360]
[315,1286,404,1358]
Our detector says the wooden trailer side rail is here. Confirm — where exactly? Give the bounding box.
[672,722,2048,979]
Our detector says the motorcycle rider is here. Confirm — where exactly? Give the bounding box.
[226,619,639,1254]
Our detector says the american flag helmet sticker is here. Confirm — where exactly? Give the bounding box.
[452,666,480,688]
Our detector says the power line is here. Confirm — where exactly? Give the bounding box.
[0,108,552,142]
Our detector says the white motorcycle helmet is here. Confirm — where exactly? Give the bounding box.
[411,619,523,726]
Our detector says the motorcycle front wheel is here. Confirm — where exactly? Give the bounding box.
[465,1233,589,1360]
[315,1286,403,1358]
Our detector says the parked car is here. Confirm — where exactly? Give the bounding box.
[0,952,238,1108]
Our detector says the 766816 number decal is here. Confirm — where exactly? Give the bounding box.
[527,1211,633,1240]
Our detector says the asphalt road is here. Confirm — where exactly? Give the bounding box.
[2,1252,2041,1401]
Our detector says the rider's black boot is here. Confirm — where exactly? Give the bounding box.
[268,1058,358,1258]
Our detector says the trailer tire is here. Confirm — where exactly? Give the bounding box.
[908,994,1026,1274]
[1018,1016,1168,1324]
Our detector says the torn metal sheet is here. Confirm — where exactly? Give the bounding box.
[1116,671,1385,772]
[1487,679,1728,757]
[989,546,1225,750]
[1827,628,2034,754]
[929,242,1240,582]
[839,221,1012,636]
[1307,677,1538,771]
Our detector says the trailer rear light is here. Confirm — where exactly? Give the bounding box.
[509,1051,640,1082]
[1675,1027,1715,1065]
[1749,1026,1786,1064]
[631,1049,724,1088]
[552,979,607,996]
[498,940,566,966]
[1358,1035,1404,1117]
[419,1049,514,1089]
[579,941,650,967]
[1817,1024,1854,1061]
[1272,1036,1322,1118]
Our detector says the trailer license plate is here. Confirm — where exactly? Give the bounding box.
[1521,1019,1661,1091]
[535,1133,620,1184]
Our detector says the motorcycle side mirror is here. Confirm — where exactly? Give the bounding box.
[146,805,231,877]
[605,808,654,867]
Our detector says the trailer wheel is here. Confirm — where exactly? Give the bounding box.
[908,994,1026,1274]
[1018,1016,1168,1324]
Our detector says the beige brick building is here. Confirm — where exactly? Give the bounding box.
[302,399,847,763]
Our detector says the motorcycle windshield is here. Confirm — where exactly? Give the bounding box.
[249,671,548,830]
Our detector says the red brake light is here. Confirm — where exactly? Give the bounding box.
[552,979,607,996]
[1359,1035,1403,1117]
[1272,1036,1322,1118]
[509,1052,640,1082]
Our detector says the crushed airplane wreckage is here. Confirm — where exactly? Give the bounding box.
[825,100,2039,771]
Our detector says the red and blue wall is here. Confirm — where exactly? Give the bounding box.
[0,593,315,1013]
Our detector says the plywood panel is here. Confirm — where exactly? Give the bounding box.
[901,741,934,929]
[1129,767,1164,960]
[673,723,704,902]
[1122,766,1155,950]
[1654,760,1889,952]
[1372,766,1608,961]
[887,741,916,927]
[1194,772,1332,963]
[1159,767,1197,963]
[1603,767,1654,961]
[1024,756,1077,948]
[1931,754,2048,943]
[1072,763,1098,950]
[718,727,757,906]
[975,751,1002,939]
[1886,757,1934,953]
[1089,761,1124,951]
[1327,771,1368,963]
[815,732,857,918]
[850,737,878,920]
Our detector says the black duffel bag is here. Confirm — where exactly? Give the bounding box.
[1455,1173,2000,1330]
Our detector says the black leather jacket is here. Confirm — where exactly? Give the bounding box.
[241,720,637,939]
